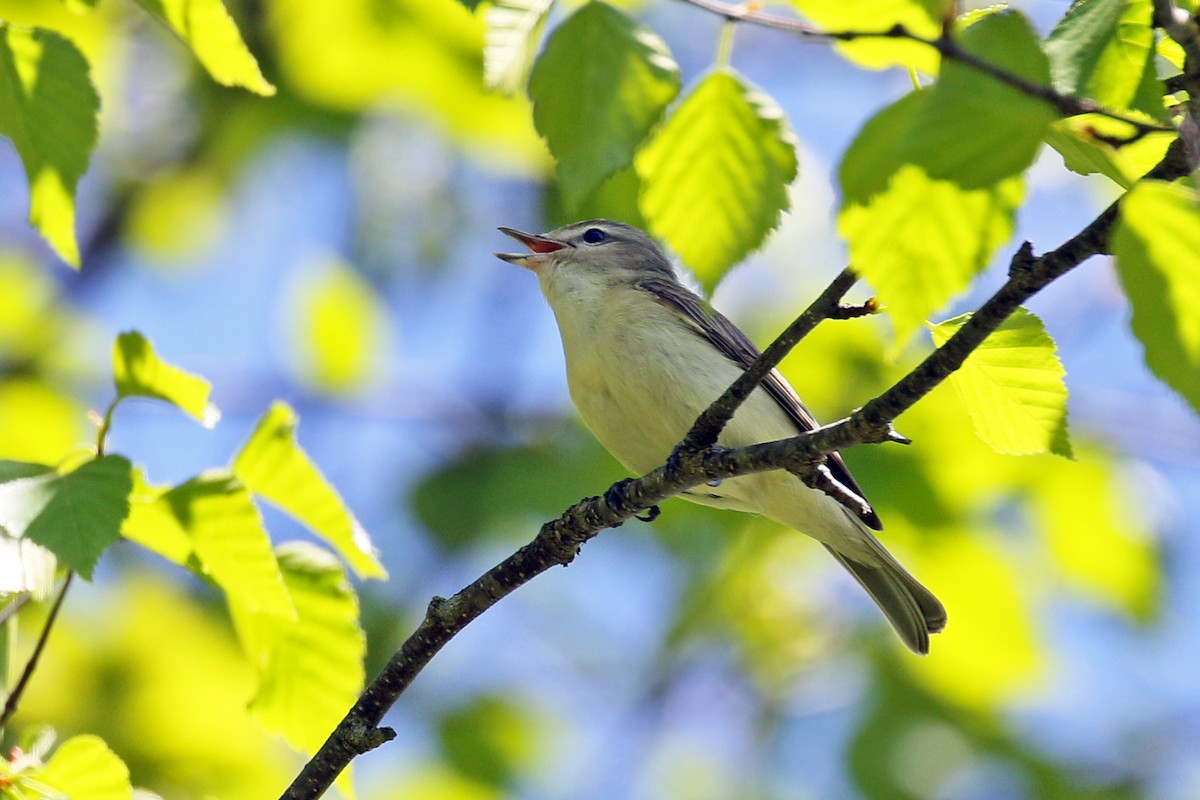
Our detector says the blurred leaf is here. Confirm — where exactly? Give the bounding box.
[1044,0,1163,118]
[132,0,275,95]
[113,331,219,427]
[230,543,364,757]
[0,379,87,463]
[439,695,541,787]
[287,257,387,394]
[0,461,58,596]
[637,69,798,294]
[1044,115,1174,188]
[1029,453,1159,618]
[530,0,679,208]
[0,23,99,267]
[13,456,133,580]
[545,165,646,229]
[267,0,543,163]
[233,402,386,579]
[840,11,1055,342]
[851,650,1137,800]
[163,471,295,618]
[36,734,132,800]
[0,252,58,359]
[120,469,191,566]
[1112,181,1200,414]
[411,433,622,551]
[484,0,552,94]
[930,308,1072,457]
[124,167,228,260]
[387,767,503,800]
[788,0,943,73]
[908,530,1043,710]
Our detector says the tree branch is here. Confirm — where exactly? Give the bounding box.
[0,573,73,728]
[278,91,1196,800]
[674,0,1174,140]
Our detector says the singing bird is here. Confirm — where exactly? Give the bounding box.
[497,220,945,653]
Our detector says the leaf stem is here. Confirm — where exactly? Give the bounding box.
[0,572,73,728]
[716,17,736,69]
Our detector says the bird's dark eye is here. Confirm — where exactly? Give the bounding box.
[582,228,607,244]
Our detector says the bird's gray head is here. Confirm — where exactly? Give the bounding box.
[495,220,677,287]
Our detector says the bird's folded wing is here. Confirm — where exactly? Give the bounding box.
[638,276,883,531]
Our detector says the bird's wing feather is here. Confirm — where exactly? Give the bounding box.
[638,276,883,531]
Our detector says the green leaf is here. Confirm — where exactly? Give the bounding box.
[120,469,192,566]
[231,542,365,756]
[930,309,1072,457]
[286,257,387,395]
[233,402,386,579]
[636,69,798,294]
[38,735,132,800]
[484,0,552,94]
[132,0,275,95]
[439,695,542,787]
[15,456,133,579]
[787,0,943,73]
[839,11,1056,342]
[1044,116,1174,189]
[530,1,679,208]
[0,461,58,596]
[0,24,99,268]
[163,471,295,618]
[1112,181,1200,414]
[113,330,219,427]
[1044,0,1163,118]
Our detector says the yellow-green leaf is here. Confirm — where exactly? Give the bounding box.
[0,24,99,268]
[231,542,365,756]
[163,471,295,618]
[38,735,132,800]
[113,330,219,427]
[637,69,798,294]
[530,1,680,207]
[788,0,942,73]
[839,11,1056,343]
[1112,181,1200,414]
[120,468,191,566]
[930,308,1072,457]
[133,0,275,95]
[484,0,552,94]
[288,256,387,394]
[234,402,386,579]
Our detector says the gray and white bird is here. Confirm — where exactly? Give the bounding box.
[497,219,946,653]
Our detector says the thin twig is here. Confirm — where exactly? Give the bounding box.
[675,0,1174,139]
[0,573,73,727]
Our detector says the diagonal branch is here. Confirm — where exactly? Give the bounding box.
[278,114,1194,800]
[675,0,1175,140]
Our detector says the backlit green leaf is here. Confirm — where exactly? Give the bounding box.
[233,402,385,579]
[930,308,1072,457]
[113,331,219,427]
[1112,180,1200,414]
[231,542,365,756]
[0,24,99,267]
[1044,0,1163,118]
[1044,116,1174,189]
[38,735,132,800]
[163,471,295,618]
[531,1,679,208]
[637,69,798,294]
[484,0,552,94]
[787,0,943,73]
[0,460,57,596]
[839,11,1055,342]
[19,456,132,580]
[120,469,191,566]
[133,0,276,95]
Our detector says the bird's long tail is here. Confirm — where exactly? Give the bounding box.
[825,538,947,655]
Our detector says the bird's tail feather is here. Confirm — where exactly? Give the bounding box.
[824,541,947,655]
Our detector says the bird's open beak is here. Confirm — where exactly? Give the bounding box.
[495,227,571,272]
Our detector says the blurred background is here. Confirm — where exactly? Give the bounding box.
[3,0,1200,797]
